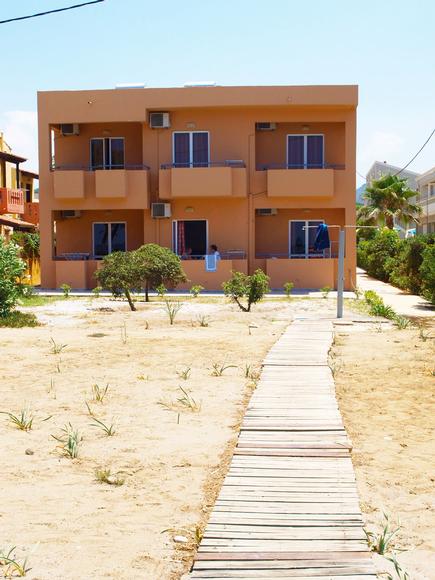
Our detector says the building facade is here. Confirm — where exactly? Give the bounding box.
[0,132,39,240]
[416,167,435,234]
[37,85,357,290]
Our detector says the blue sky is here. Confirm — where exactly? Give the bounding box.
[1,0,434,185]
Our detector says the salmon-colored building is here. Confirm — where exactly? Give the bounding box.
[37,84,357,290]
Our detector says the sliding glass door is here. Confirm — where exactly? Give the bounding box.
[173,132,209,167]
[289,220,325,258]
[287,135,324,168]
[90,138,125,170]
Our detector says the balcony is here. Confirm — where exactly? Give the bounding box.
[159,162,247,198]
[0,188,24,214]
[256,164,342,198]
[52,165,150,207]
[264,257,337,289]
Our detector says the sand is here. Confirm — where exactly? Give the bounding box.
[1,296,433,579]
[0,295,307,579]
[332,320,435,580]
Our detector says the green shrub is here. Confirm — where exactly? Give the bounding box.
[357,229,402,282]
[190,284,205,298]
[390,234,435,294]
[60,283,71,298]
[364,290,396,319]
[0,239,27,317]
[283,282,294,298]
[0,311,39,328]
[420,244,435,304]
[156,283,167,298]
[92,286,103,298]
[222,269,270,312]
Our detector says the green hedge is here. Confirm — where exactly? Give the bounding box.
[357,230,435,304]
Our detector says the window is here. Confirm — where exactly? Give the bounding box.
[429,183,435,197]
[92,222,126,257]
[173,132,209,167]
[289,220,325,258]
[172,220,208,257]
[25,183,32,203]
[287,134,324,168]
[90,138,125,170]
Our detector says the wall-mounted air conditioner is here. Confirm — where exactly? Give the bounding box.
[255,122,276,131]
[149,112,171,129]
[151,203,171,218]
[60,123,80,136]
[256,208,278,216]
[60,210,81,219]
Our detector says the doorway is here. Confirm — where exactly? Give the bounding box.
[172,220,208,258]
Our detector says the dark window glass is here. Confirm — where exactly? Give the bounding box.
[307,135,324,168]
[111,223,126,252]
[174,133,190,167]
[287,136,304,168]
[90,139,104,170]
[93,223,109,255]
[290,221,305,256]
[192,133,209,167]
[109,138,125,169]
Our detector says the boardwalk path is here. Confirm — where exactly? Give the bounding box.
[190,318,376,579]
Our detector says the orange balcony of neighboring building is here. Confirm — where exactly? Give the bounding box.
[159,162,247,198]
[0,187,25,214]
[52,166,150,206]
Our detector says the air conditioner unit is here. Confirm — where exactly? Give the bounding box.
[255,122,276,131]
[151,203,171,218]
[60,210,81,219]
[149,112,171,129]
[60,123,80,136]
[256,208,278,216]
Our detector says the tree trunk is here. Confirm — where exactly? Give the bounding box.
[125,289,136,311]
[145,282,149,302]
[385,215,394,230]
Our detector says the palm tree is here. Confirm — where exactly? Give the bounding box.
[357,174,422,230]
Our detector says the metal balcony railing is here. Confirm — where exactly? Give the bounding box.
[257,163,345,171]
[52,163,150,171]
[161,161,246,169]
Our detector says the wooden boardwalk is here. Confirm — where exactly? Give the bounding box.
[190,319,376,579]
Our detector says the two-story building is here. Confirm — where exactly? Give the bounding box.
[416,166,435,234]
[37,84,357,291]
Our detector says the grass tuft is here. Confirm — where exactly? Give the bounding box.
[210,362,237,377]
[90,416,116,436]
[91,383,109,403]
[50,338,67,355]
[95,468,124,486]
[52,423,82,459]
[0,408,34,431]
[0,546,31,577]
[364,512,401,555]
[0,311,39,328]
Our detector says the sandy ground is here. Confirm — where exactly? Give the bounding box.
[332,319,435,579]
[1,295,336,580]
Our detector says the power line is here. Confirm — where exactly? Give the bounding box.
[394,128,435,176]
[0,0,104,24]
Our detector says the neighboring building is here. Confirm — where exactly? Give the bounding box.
[365,161,420,192]
[416,167,435,233]
[37,84,357,290]
[0,132,39,240]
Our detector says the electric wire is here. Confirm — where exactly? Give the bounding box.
[0,0,104,24]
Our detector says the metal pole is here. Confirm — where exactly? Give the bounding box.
[337,228,345,318]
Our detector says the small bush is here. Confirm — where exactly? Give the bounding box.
[0,238,26,317]
[283,282,294,298]
[92,286,103,298]
[320,285,332,299]
[163,299,182,325]
[60,283,71,298]
[364,290,396,320]
[223,269,270,312]
[190,284,205,298]
[0,311,39,328]
[156,283,167,298]
[357,229,402,282]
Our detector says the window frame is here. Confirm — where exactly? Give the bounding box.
[288,219,326,258]
[286,134,324,169]
[172,131,210,167]
[172,218,209,256]
[90,137,125,170]
[92,221,127,257]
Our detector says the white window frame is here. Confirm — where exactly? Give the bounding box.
[286,134,324,169]
[288,219,326,258]
[172,131,210,167]
[90,137,125,170]
[172,219,209,256]
[92,221,127,257]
